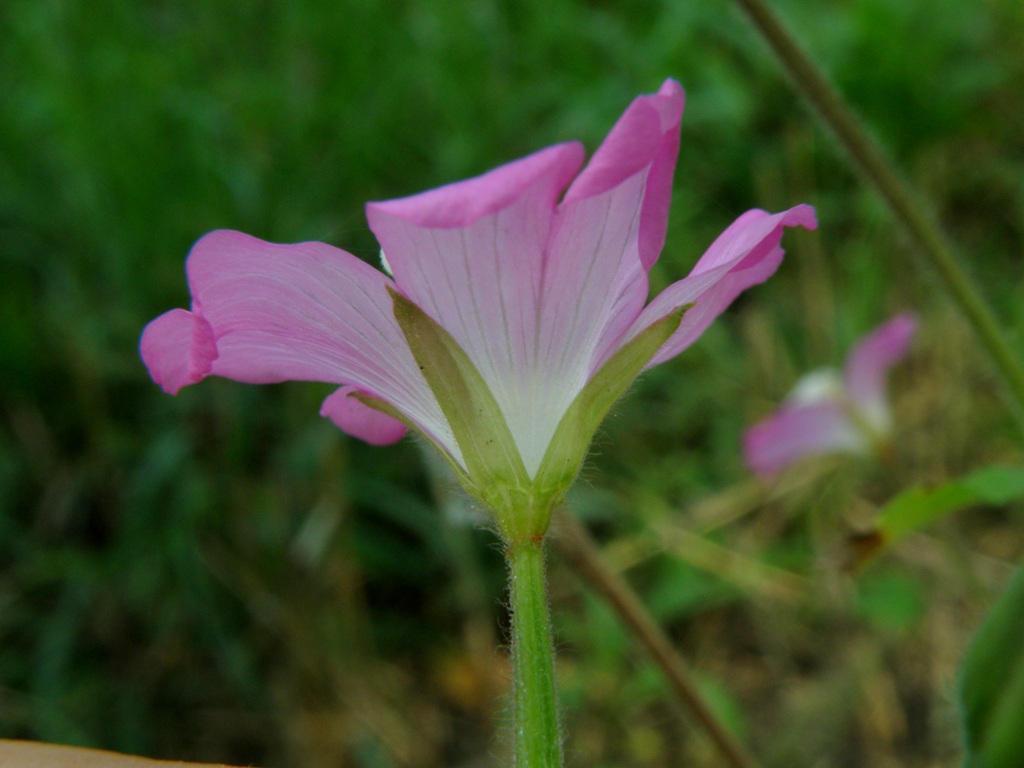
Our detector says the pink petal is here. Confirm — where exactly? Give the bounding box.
[621,204,817,370]
[366,144,585,474]
[367,142,585,230]
[140,308,217,395]
[562,79,685,270]
[843,312,917,422]
[541,79,686,383]
[144,230,460,462]
[378,83,683,472]
[366,143,584,379]
[366,82,687,476]
[743,399,866,477]
[320,385,408,445]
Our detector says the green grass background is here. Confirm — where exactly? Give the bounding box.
[2,0,1023,766]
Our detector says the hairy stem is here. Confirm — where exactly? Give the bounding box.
[507,537,562,767]
[555,513,758,768]
[733,0,1024,435]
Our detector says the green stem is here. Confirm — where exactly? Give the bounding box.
[733,0,1024,436]
[507,537,562,767]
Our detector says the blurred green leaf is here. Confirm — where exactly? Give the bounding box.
[849,466,1024,568]
[959,559,1024,768]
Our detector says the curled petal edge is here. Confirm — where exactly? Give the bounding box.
[140,308,216,395]
[320,385,409,446]
[622,204,817,371]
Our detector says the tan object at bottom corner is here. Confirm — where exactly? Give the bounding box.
[0,740,253,768]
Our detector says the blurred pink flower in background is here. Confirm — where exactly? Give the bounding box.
[744,312,918,477]
[141,79,815,509]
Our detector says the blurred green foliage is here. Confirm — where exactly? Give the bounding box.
[1,0,1023,766]
[960,559,1024,768]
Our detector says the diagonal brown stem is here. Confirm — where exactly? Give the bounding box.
[732,0,1024,436]
[554,512,758,768]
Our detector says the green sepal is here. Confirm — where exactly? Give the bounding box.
[532,304,690,499]
[959,558,1024,768]
[389,288,540,533]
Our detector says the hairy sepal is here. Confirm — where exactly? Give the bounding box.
[533,305,689,499]
[390,288,550,538]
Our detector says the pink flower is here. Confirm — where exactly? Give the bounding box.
[744,312,918,477]
[141,79,815,534]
